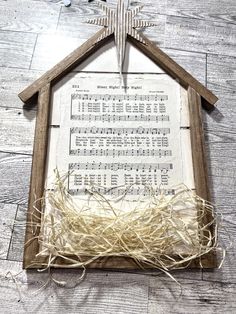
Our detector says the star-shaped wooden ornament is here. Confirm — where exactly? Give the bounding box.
[87,0,155,74]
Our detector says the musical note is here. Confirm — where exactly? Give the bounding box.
[47,73,186,206]
[68,186,175,197]
[69,148,172,157]
[71,114,170,122]
[70,127,170,136]
[71,93,168,102]
[69,162,173,171]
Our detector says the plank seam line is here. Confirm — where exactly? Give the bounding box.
[29,34,39,70]
[6,204,19,260]
[0,150,32,156]
[165,13,236,26]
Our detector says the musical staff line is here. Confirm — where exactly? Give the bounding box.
[71,114,169,122]
[70,127,170,135]
[69,162,173,171]
[68,187,175,197]
[69,148,172,157]
[72,93,168,102]
[73,136,169,148]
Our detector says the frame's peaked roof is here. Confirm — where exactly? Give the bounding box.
[21,28,218,270]
[19,28,218,110]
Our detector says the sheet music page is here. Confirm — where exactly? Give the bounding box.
[46,72,186,208]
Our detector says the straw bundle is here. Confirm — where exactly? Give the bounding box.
[37,173,217,271]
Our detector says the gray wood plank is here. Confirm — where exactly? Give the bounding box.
[207,54,236,98]
[204,120,236,144]
[0,0,60,33]
[0,0,235,312]
[0,259,149,313]
[0,67,42,109]
[129,0,166,15]
[0,203,17,260]
[0,152,31,205]
[0,107,35,154]
[30,34,87,71]
[0,30,37,69]
[30,33,206,85]
[33,0,166,15]
[86,0,166,17]
[202,53,236,215]
[203,213,236,284]
[205,142,236,214]
[163,48,206,85]
[7,205,26,262]
[57,4,166,45]
[166,0,236,24]
[148,277,236,314]
[201,53,236,145]
[32,0,62,2]
[165,16,236,57]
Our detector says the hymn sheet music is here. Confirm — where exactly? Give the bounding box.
[46,72,192,207]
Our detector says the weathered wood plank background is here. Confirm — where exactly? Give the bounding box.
[0,0,235,312]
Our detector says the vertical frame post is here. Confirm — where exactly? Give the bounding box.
[188,86,216,268]
[23,83,51,269]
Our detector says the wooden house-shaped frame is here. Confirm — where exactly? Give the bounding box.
[19,14,218,270]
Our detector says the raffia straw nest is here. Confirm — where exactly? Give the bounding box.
[37,172,218,271]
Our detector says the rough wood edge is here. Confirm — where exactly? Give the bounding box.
[128,34,218,109]
[23,83,51,269]
[188,86,217,268]
[19,28,109,104]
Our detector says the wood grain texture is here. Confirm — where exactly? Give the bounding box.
[23,83,51,269]
[0,152,31,205]
[0,203,18,260]
[205,142,236,214]
[0,107,35,154]
[0,0,60,33]
[21,29,216,106]
[7,205,26,262]
[130,0,166,16]
[22,37,216,268]
[166,0,236,24]
[163,48,206,85]
[203,53,236,216]
[19,28,108,103]
[0,0,235,311]
[165,16,236,57]
[30,35,87,71]
[0,30,37,69]
[204,121,236,144]
[0,68,41,109]
[207,54,236,92]
[129,33,217,106]
[0,259,149,314]
[187,87,216,268]
[57,1,165,44]
[30,33,206,85]
[188,88,210,201]
[148,277,236,314]
[203,213,236,284]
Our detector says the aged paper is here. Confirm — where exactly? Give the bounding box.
[46,73,189,206]
[41,72,197,256]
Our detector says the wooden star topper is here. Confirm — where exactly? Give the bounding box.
[87,0,155,74]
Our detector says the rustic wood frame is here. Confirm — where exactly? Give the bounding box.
[19,29,218,269]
